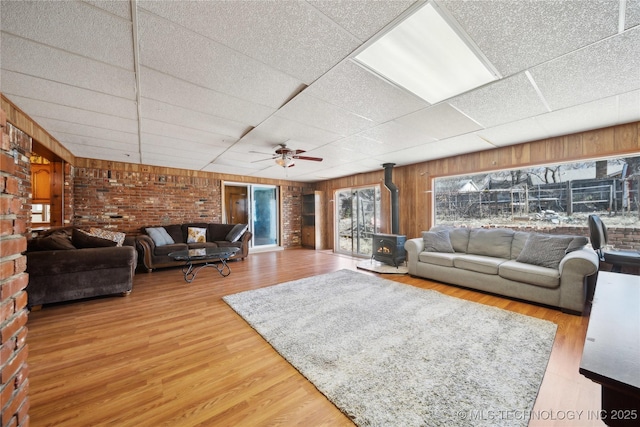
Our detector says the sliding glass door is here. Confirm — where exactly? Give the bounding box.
[335,186,380,256]
[251,185,278,246]
[224,183,279,248]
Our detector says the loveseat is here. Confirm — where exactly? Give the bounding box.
[26,227,138,309]
[404,226,600,314]
[135,222,251,272]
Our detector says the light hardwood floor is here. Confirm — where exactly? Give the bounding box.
[27,249,604,426]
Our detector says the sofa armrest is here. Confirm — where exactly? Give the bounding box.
[135,235,156,272]
[404,238,424,275]
[558,247,600,313]
[235,231,252,259]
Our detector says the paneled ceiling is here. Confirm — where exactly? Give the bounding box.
[1,0,639,182]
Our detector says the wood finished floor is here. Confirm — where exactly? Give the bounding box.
[27,249,604,426]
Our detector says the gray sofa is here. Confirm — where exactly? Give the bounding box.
[404,227,599,314]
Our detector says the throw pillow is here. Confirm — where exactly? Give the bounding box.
[145,227,175,246]
[225,224,248,242]
[31,233,76,251]
[566,236,589,254]
[187,227,207,243]
[516,234,574,269]
[89,227,126,247]
[421,230,454,253]
[72,228,118,249]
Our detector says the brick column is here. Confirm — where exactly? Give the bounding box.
[1,106,30,426]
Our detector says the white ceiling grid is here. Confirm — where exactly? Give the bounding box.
[1,0,639,182]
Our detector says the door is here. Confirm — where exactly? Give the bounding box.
[252,185,278,246]
[224,183,279,248]
[335,186,380,256]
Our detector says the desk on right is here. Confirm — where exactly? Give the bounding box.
[580,271,640,426]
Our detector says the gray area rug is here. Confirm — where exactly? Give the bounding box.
[223,269,557,427]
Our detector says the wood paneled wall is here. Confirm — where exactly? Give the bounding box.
[314,122,640,246]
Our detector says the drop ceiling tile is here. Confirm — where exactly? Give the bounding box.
[1,1,134,69]
[450,73,548,128]
[440,0,619,76]
[536,96,628,137]
[64,143,139,163]
[55,133,136,153]
[530,28,640,111]
[275,93,376,136]
[306,60,429,123]
[9,96,139,134]
[239,115,343,150]
[476,117,550,147]
[619,90,640,123]
[85,0,132,20]
[140,134,228,159]
[3,71,138,120]
[29,117,138,145]
[310,0,416,41]
[1,35,136,99]
[201,163,265,177]
[139,0,360,84]
[358,121,436,146]
[214,152,272,170]
[140,119,236,148]
[140,67,275,126]
[626,0,640,29]
[137,10,305,108]
[141,151,211,170]
[327,136,385,158]
[141,98,248,139]
[380,134,495,165]
[395,103,483,140]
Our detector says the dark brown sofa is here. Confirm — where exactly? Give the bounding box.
[135,222,251,272]
[26,227,138,309]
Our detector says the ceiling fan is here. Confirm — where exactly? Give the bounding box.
[251,143,323,168]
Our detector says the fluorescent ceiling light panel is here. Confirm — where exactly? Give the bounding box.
[354,2,497,104]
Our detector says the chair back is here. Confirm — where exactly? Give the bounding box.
[588,214,608,260]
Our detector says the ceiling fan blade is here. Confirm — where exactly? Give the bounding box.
[293,149,306,155]
[249,150,276,156]
[251,157,276,163]
[293,155,323,162]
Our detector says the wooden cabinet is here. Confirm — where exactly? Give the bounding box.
[31,164,51,203]
[302,191,324,249]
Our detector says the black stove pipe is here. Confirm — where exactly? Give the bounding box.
[383,163,399,235]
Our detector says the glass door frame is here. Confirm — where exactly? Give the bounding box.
[334,185,381,257]
[222,181,281,249]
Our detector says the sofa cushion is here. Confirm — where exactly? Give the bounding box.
[453,254,504,275]
[164,225,185,244]
[418,251,457,267]
[88,227,126,246]
[154,243,188,256]
[510,231,530,259]
[516,234,574,269]
[466,228,514,258]
[422,230,454,253]
[72,228,118,249]
[431,226,470,252]
[145,227,175,246]
[499,260,561,289]
[30,232,76,251]
[226,224,248,242]
[187,242,217,249]
[187,227,207,243]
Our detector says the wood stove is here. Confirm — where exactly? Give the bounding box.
[372,233,406,268]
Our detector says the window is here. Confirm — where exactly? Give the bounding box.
[434,156,640,229]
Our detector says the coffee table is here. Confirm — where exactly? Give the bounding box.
[168,247,240,283]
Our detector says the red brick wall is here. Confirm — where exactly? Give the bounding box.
[71,166,308,247]
[1,110,30,427]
